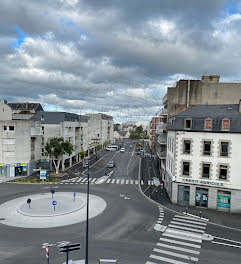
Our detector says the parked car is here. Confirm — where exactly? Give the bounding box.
[120,147,125,153]
[107,160,115,168]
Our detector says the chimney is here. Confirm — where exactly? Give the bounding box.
[4,100,7,104]
[201,75,220,83]
[239,99,241,113]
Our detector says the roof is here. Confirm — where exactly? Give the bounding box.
[12,114,35,120]
[8,102,43,112]
[117,131,128,137]
[168,104,241,133]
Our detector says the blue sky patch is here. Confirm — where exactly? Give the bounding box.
[225,1,240,15]
[11,25,29,48]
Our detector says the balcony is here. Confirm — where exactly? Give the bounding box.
[157,134,167,145]
[156,147,166,159]
[30,127,43,137]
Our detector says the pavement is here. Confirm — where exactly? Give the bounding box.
[141,144,241,231]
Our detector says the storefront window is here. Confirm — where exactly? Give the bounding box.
[196,188,208,207]
[217,191,231,212]
[177,185,190,206]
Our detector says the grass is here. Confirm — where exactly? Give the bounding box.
[15,178,58,183]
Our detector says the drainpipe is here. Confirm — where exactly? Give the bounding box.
[186,80,190,108]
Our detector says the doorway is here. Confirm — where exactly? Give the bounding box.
[177,185,190,206]
[196,188,208,207]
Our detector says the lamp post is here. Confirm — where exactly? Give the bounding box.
[85,150,90,264]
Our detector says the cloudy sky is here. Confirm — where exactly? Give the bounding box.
[1,0,241,123]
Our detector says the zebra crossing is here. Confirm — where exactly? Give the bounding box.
[59,177,151,185]
[146,214,207,264]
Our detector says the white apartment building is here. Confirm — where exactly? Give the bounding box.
[165,103,241,213]
[0,102,42,178]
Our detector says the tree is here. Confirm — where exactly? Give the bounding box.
[129,132,141,139]
[135,125,143,134]
[114,123,121,131]
[44,137,74,174]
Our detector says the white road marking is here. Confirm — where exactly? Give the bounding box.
[106,179,111,183]
[175,215,206,224]
[150,254,188,264]
[156,242,200,255]
[111,179,115,183]
[77,177,83,182]
[116,179,120,184]
[160,237,201,249]
[211,241,241,248]
[141,180,144,185]
[81,178,87,182]
[168,224,204,233]
[173,217,207,226]
[157,220,162,224]
[91,178,97,182]
[166,228,203,239]
[121,179,125,184]
[126,180,129,184]
[146,261,157,264]
[135,180,138,185]
[170,221,206,229]
[153,248,198,262]
[214,236,241,244]
[163,233,202,243]
[130,180,134,184]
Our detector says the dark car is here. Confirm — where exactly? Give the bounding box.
[107,160,115,168]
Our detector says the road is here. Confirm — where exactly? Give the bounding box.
[0,140,240,264]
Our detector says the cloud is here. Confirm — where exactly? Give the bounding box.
[0,0,241,123]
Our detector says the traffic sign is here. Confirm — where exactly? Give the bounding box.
[52,200,57,206]
[73,192,76,197]
[40,170,47,180]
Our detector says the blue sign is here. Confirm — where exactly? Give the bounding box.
[73,192,77,197]
[40,170,47,180]
[52,200,57,206]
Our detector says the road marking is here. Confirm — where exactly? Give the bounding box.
[157,220,162,224]
[121,179,125,184]
[146,262,157,264]
[156,243,200,255]
[170,221,206,229]
[106,179,111,183]
[111,179,115,183]
[214,236,241,244]
[211,241,241,248]
[135,180,138,185]
[81,178,87,182]
[163,233,202,243]
[91,178,97,182]
[160,238,201,249]
[77,178,83,182]
[166,228,203,239]
[130,180,134,184]
[173,217,207,226]
[168,225,204,233]
[126,180,129,184]
[150,254,188,264]
[116,179,120,184]
[153,248,198,262]
[175,215,206,224]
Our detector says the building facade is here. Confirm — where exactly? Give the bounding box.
[165,103,241,213]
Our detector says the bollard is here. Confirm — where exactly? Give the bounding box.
[200,211,202,219]
[155,190,158,200]
[185,207,188,215]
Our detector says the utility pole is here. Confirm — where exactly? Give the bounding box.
[85,160,90,264]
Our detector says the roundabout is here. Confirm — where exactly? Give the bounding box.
[0,192,106,228]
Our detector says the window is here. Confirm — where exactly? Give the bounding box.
[183,162,190,176]
[203,141,211,156]
[204,119,212,130]
[219,165,228,180]
[9,126,14,131]
[220,142,229,157]
[184,119,192,129]
[183,140,191,154]
[202,164,210,178]
[3,126,7,131]
[41,115,44,121]
[222,119,230,131]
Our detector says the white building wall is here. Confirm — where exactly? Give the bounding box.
[175,131,241,190]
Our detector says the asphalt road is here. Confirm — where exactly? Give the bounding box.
[0,140,240,264]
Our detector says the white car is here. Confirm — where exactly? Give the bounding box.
[120,148,125,153]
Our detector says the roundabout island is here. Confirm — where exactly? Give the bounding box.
[0,192,106,228]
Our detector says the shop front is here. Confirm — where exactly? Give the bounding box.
[177,185,190,206]
[217,191,231,212]
[0,164,5,177]
[15,163,28,176]
[195,188,208,208]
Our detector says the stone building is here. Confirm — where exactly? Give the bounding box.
[165,103,241,213]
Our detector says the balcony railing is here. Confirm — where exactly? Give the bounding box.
[30,127,43,137]
[157,134,167,144]
[156,147,166,159]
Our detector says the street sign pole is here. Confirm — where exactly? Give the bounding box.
[59,243,80,264]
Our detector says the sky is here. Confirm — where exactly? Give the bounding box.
[1,0,241,124]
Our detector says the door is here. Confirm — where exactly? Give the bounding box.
[196,188,208,207]
[177,185,190,206]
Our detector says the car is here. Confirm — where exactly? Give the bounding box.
[120,147,125,152]
[107,160,115,168]
[129,145,133,148]
[136,151,141,155]
[83,160,89,168]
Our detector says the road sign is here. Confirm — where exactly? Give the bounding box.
[51,189,55,199]
[52,200,57,206]
[153,177,160,186]
[27,198,31,209]
[73,192,76,197]
[40,170,47,180]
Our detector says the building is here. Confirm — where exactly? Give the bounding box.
[163,75,241,117]
[165,103,241,213]
[114,130,130,140]
[7,102,43,115]
[37,111,114,171]
[0,102,42,178]
[149,116,161,147]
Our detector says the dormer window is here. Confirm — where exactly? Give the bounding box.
[204,118,212,130]
[222,118,230,131]
[184,118,192,130]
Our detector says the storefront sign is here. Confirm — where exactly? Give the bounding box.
[40,170,47,180]
[217,194,230,208]
[181,178,225,187]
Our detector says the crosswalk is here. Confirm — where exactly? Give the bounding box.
[59,177,151,185]
[146,214,207,264]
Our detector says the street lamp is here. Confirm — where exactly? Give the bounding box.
[85,149,90,264]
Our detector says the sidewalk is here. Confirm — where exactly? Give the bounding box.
[141,155,241,231]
